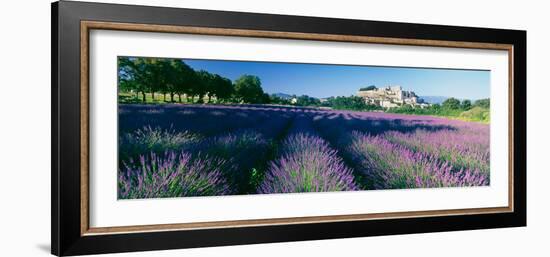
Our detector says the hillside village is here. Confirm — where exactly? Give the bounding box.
[356,85,431,108]
[274,85,431,109]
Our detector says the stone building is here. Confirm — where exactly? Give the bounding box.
[357,85,428,108]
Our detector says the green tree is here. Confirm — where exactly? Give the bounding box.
[146,58,165,101]
[124,58,165,102]
[359,85,377,91]
[461,99,472,110]
[195,70,215,103]
[157,59,174,102]
[170,60,197,103]
[295,95,320,106]
[118,57,238,104]
[329,96,378,111]
[473,98,490,109]
[117,57,161,102]
[259,93,271,104]
[269,95,291,105]
[195,70,213,103]
[118,57,141,100]
[212,75,234,103]
[234,75,264,103]
[442,97,461,110]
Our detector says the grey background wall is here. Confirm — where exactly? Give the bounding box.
[0,0,546,256]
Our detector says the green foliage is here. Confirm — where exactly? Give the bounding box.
[388,102,490,123]
[171,60,198,102]
[194,70,214,103]
[328,96,382,111]
[118,126,202,163]
[212,74,234,102]
[259,93,271,104]
[234,75,265,103]
[117,57,491,123]
[442,97,461,110]
[118,57,271,105]
[473,98,490,108]
[295,95,321,106]
[249,168,263,190]
[118,57,164,102]
[359,85,377,91]
[269,95,292,105]
[459,106,490,123]
[118,57,237,104]
[461,99,472,110]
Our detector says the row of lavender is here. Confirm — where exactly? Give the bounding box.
[259,114,358,193]
[118,104,490,199]
[312,112,489,189]
[118,104,297,198]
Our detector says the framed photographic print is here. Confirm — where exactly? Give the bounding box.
[51,1,526,256]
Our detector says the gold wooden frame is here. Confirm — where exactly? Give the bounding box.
[80,20,514,236]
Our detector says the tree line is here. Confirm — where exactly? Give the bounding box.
[118,57,490,122]
[269,94,383,112]
[388,97,491,122]
[322,96,383,111]
[118,57,269,104]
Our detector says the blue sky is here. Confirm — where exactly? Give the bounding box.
[184,58,490,100]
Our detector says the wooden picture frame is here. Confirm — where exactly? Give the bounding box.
[52,1,526,256]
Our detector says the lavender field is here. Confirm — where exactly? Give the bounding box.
[118,104,489,199]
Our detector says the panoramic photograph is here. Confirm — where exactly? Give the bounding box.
[117,56,491,200]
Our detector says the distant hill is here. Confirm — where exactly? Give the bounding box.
[419,96,449,104]
[272,93,293,99]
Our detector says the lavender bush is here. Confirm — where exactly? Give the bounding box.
[119,126,202,163]
[197,130,271,193]
[118,104,491,198]
[259,133,358,193]
[118,151,230,199]
[348,131,488,189]
[119,104,273,136]
[384,128,490,174]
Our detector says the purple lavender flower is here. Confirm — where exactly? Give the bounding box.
[118,151,230,199]
[348,131,488,189]
[118,103,491,196]
[384,128,489,175]
[259,133,358,193]
[196,130,271,193]
[119,126,202,163]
